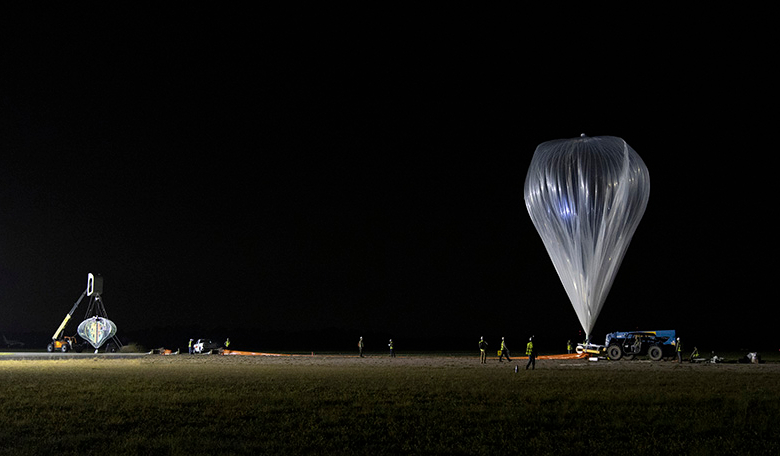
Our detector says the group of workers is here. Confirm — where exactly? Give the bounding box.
[479,336,537,369]
[356,336,537,367]
[357,336,394,357]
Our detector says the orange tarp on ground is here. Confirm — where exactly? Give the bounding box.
[222,350,290,356]
[536,353,588,360]
[220,350,588,359]
[503,353,588,360]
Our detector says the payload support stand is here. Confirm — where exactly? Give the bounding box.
[83,273,123,352]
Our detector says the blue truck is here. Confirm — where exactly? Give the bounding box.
[579,330,677,361]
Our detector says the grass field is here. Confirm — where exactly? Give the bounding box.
[1,353,779,455]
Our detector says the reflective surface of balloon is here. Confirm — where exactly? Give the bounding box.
[524,135,650,340]
[77,316,118,349]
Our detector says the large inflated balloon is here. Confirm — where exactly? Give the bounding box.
[77,316,117,349]
[524,135,650,340]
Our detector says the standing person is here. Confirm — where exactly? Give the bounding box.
[188,338,193,354]
[224,338,231,350]
[388,339,395,358]
[567,340,573,354]
[526,337,536,370]
[478,336,488,364]
[499,337,511,362]
[358,337,364,358]
[676,337,683,363]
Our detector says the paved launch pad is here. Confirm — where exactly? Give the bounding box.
[0,351,150,360]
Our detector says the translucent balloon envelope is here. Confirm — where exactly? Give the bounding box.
[524,135,650,340]
[77,316,117,349]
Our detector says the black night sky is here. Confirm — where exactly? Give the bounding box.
[1,10,775,351]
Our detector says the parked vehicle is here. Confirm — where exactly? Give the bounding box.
[193,339,222,354]
[47,335,85,353]
[577,330,676,361]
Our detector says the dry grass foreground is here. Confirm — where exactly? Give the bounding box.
[1,354,779,455]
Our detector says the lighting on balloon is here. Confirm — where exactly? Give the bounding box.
[77,316,118,349]
[524,135,650,341]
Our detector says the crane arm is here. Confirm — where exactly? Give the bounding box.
[51,289,87,340]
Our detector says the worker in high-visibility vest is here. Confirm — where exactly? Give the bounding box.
[499,337,511,362]
[526,337,536,370]
[676,337,682,363]
[478,337,488,364]
[567,340,573,354]
[188,338,193,354]
[388,339,395,358]
[225,338,231,350]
